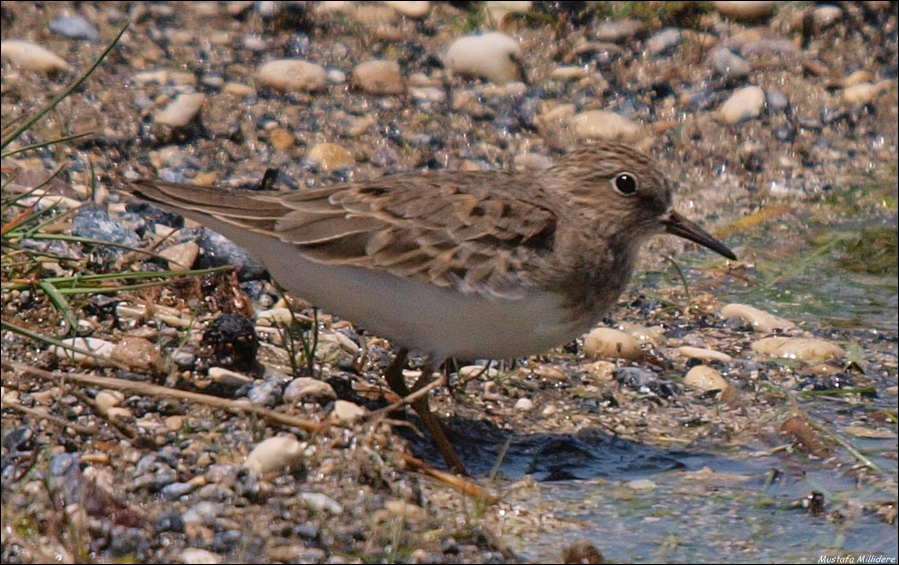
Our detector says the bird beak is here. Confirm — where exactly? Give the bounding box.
[662,210,736,260]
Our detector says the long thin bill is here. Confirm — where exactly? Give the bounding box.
[663,210,736,260]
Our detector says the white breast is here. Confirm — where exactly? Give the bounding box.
[192,216,588,361]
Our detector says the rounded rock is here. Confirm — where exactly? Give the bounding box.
[514,397,534,412]
[257,59,326,92]
[751,337,845,363]
[283,377,337,403]
[110,337,162,372]
[351,59,405,95]
[244,435,304,475]
[709,47,750,79]
[583,327,642,360]
[721,303,795,332]
[329,400,366,423]
[718,86,766,124]
[678,346,734,364]
[53,337,115,365]
[842,82,889,106]
[571,110,645,143]
[306,142,354,171]
[646,28,681,57]
[158,241,199,271]
[1,40,72,72]
[683,365,729,394]
[383,0,430,18]
[594,19,647,43]
[713,1,777,21]
[444,32,522,84]
[154,93,206,128]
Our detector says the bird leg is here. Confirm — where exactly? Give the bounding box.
[383,348,468,475]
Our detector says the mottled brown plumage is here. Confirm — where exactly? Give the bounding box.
[125,142,735,475]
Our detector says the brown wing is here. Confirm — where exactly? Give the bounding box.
[127,171,557,295]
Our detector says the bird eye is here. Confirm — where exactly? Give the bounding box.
[612,172,638,195]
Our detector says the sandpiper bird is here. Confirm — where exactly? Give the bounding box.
[125,142,736,475]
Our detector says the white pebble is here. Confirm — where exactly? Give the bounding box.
[52,337,115,365]
[257,59,327,92]
[718,86,766,124]
[813,5,843,27]
[329,399,366,422]
[256,307,295,326]
[678,346,734,364]
[158,241,199,271]
[444,32,522,84]
[383,1,430,18]
[245,435,304,475]
[485,1,532,25]
[352,59,405,95]
[95,390,125,409]
[712,1,776,21]
[570,110,645,143]
[683,366,728,394]
[721,303,795,332]
[751,337,845,363]
[299,492,344,514]
[646,28,681,57]
[154,93,205,127]
[306,142,354,171]
[842,81,889,105]
[583,327,642,360]
[283,377,337,403]
[179,548,221,564]
[110,337,162,372]
[1,40,72,72]
[709,47,750,79]
[207,367,254,386]
[514,397,534,412]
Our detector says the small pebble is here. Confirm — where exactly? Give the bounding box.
[154,93,206,128]
[49,15,99,41]
[245,435,304,474]
[683,366,728,394]
[207,367,255,387]
[158,241,199,271]
[256,59,327,92]
[352,59,405,95]
[306,142,354,171]
[299,492,343,514]
[283,377,337,403]
[646,28,681,57]
[583,327,642,360]
[179,548,221,564]
[594,19,646,43]
[383,1,430,19]
[713,1,776,21]
[52,337,115,365]
[95,390,125,409]
[444,32,522,84]
[751,337,845,363]
[709,47,750,79]
[718,86,766,124]
[329,400,366,423]
[678,346,733,364]
[570,110,645,143]
[842,82,889,106]
[110,337,162,372]
[721,303,795,332]
[0,40,72,72]
[514,397,534,412]
[813,5,843,27]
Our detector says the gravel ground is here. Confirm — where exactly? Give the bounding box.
[2,2,897,563]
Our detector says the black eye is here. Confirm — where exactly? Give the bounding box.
[612,172,638,195]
